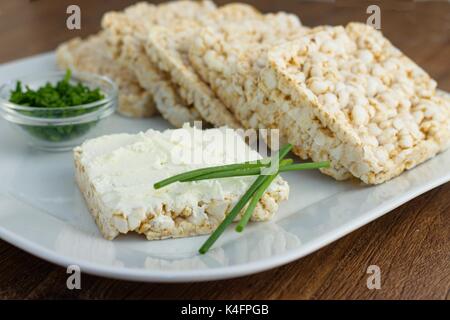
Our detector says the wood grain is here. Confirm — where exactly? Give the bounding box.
[0,0,449,300]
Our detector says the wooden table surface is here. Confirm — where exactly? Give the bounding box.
[0,0,449,300]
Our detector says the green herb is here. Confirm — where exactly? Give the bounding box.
[198,174,267,254]
[9,69,105,142]
[198,145,293,254]
[235,172,280,233]
[153,159,272,189]
[180,160,330,182]
[153,143,331,254]
[10,69,103,108]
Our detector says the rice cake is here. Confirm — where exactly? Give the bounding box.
[56,33,156,118]
[260,23,450,184]
[101,1,216,127]
[188,15,338,176]
[144,3,262,129]
[74,125,289,240]
[188,13,308,129]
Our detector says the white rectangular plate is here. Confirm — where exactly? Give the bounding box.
[0,53,449,282]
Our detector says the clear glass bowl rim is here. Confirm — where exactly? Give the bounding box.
[0,71,117,125]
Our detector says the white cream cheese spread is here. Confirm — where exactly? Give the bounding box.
[77,125,284,221]
[74,124,289,240]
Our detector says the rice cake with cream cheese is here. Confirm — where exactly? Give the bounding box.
[74,125,289,240]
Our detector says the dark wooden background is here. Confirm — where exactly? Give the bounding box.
[0,0,449,299]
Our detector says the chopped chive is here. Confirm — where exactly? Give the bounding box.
[199,144,292,254]
[8,68,104,143]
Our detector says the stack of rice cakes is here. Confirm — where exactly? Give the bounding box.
[57,1,450,184]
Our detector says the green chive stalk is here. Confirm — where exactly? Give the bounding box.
[198,144,293,254]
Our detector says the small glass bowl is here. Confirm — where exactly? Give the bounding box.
[0,71,117,151]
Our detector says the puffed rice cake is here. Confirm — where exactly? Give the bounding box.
[74,126,289,240]
[101,1,216,127]
[188,15,333,174]
[189,13,309,129]
[56,32,156,118]
[190,20,449,184]
[145,3,263,129]
[260,23,450,184]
